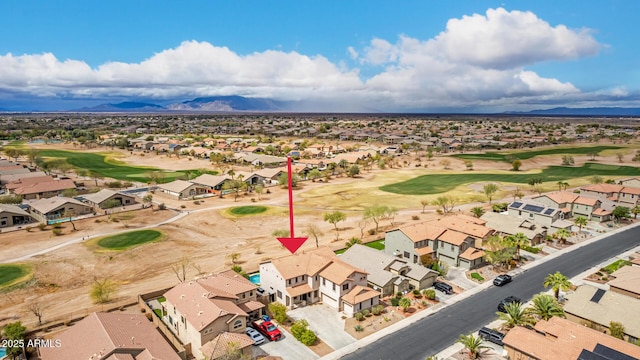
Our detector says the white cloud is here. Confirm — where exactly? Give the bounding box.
[0,8,617,111]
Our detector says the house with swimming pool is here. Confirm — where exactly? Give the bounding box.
[259,247,380,316]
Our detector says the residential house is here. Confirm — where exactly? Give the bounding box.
[39,312,182,360]
[199,332,254,360]
[618,176,640,189]
[340,244,437,296]
[7,176,76,200]
[28,197,92,224]
[608,265,640,299]
[502,316,640,360]
[0,204,34,228]
[0,171,47,185]
[619,187,640,207]
[434,214,494,248]
[480,212,546,245]
[157,180,208,200]
[80,189,137,209]
[384,221,444,265]
[563,284,640,343]
[190,174,231,194]
[259,247,379,316]
[163,270,263,360]
[533,192,611,222]
[254,168,286,185]
[507,200,571,230]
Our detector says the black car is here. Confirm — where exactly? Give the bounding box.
[478,327,505,346]
[498,296,521,312]
[493,274,512,287]
[433,281,454,295]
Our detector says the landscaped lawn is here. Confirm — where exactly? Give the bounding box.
[37,149,212,183]
[452,145,623,162]
[0,264,31,288]
[229,206,268,215]
[97,229,163,250]
[601,259,632,274]
[365,239,385,250]
[380,163,640,195]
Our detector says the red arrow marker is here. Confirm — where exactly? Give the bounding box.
[277,157,308,254]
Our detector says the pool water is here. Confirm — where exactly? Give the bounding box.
[249,273,260,285]
[0,347,6,358]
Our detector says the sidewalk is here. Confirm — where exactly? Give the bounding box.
[322,221,640,360]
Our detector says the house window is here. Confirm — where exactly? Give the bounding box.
[451,245,454,251]
[322,278,326,286]
[440,242,444,248]
[249,291,253,296]
[342,283,349,291]
[233,319,243,329]
[332,283,335,291]
[403,251,409,258]
[277,290,282,299]
[413,255,418,263]
[288,279,291,285]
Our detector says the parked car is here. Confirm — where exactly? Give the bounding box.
[245,327,266,345]
[493,274,512,287]
[497,296,521,312]
[478,327,505,346]
[251,319,282,341]
[433,281,454,295]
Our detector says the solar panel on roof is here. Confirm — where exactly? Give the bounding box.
[510,202,523,208]
[544,208,555,215]
[523,204,544,213]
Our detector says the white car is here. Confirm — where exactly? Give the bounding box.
[245,326,266,345]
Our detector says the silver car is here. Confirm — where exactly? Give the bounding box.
[245,326,266,345]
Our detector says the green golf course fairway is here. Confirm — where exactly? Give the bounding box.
[452,145,623,162]
[380,163,640,195]
[0,264,32,288]
[97,229,163,250]
[229,206,268,215]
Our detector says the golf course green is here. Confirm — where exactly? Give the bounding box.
[97,229,163,250]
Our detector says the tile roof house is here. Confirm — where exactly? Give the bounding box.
[608,265,640,299]
[199,331,254,360]
[39,312,182,360]
[502,316,640,360]
[0,203,34,228]
[506,200,570,230]
[534,191,610,222]
[162,270,263,360]
[7,177,76,200]
[384,215,489,269]
[28,197,92,224]
[190,174,231,193]
[157,180,208,200]
[340,244,438,296]
[563,284,640,342]
[259,247,379,316]
[80,189,137,209]
[480,212,547,245]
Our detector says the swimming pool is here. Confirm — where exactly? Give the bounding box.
[0,347,7,358]
[249,273,260,285]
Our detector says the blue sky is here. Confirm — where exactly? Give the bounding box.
[0,0,638,112]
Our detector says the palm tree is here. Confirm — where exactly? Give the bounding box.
[529,293,565,321]
[574,216,587,234]
[456,333,490,360]
[505,232,529,261]
[470,206,485,218]
[554,228,571,244]
[557,181,564,191]
[496,302,535,329]
[543,272,573,300]
[398,297,411,312]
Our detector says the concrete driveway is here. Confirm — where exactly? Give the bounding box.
[258,326,319,360]
[289,303,357,351]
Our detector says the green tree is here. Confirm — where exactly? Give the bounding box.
[345,237,362,249]
[511,159,522,171]
[574,216,587,233]
[529,293,565,321]
[2,321,26,359]
[609,321,625,340]
[632,205,640,219]
[420,199,429,213]
[505,232,529,261]
[456,333,489,360]
[61,188,78,198]
[268,302,288,324]
[90,278,118,304]
[496,302,535,329]
[464,160,473,170]
[222,179,248,202]
[228,252,241,264]
[363,204,391,232]
[308,168,321,182]
[348,165,360,177]
[484,235,515,269]
[324,211,346,241]
[433,195,457,215]
[398,297,411,312]
[612,206,631,222]
[470,206,485,218]
[277,173,300,188]
[142,194,153,208]
[254,184,264,200]
[591,175,603,184]
[543,272,573,300]
[554,228,571,244]
[483,183,499,204]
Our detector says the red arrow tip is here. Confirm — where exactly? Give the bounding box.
[277,237,309,254]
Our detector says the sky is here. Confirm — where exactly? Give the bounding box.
[0,0,638,112]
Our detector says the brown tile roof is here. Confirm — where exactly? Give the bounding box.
[237,300,265,313]
[320,260,364,285]
[415,247,434,256]
[12,178,76,195]
[458,247,486,260]
[200,332,254,359]
[5,175,55,190]
[581,183,624,193]
[574,196,599,206]
[270,247,365,283]
[396,222,447,243]
[622,186,640,195]
[341,285,380,305]
[286,284,313,297]
[592,208,611,215]
[608,265,640,296]
[543,191,579,205]
[39,312,181,360]
[434,215,493,239]
[437,229,469,246]
[503,317,640,360]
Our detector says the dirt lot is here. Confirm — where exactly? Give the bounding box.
[0,141,630,329]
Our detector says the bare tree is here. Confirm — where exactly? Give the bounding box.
[27,301,47,325]
[357,219,368,239]
[171,257,192,282]
[305,224,323,248]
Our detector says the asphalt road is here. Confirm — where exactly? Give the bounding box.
[341,225,640,360]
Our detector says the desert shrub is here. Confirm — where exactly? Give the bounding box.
[193,200,201,205]
[362,309,370,317]
[354,325,363,332]
[470,273,484,281]
[412,289,421,296]
[372,305,383,315]
[157,203,166,210]
[412,215,420,220]
[52,228,62,236]
[423,289,436,300]
[38,223,47,231]
[291,319,317,346]
[355,312,364,321]
[368,229,376,235]
[180,205,186,209]
[25,226,33,232]
[390,298,399,306]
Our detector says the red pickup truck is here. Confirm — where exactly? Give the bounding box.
[251,319,282,341]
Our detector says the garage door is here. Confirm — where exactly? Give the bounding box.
[322,293,338,308]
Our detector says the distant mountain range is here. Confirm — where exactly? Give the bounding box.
[507,107,640,116]
[75,96,288,112]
